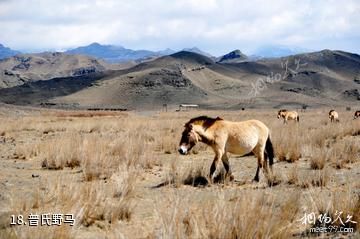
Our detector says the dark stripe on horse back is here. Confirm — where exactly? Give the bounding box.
[186,116,223,130]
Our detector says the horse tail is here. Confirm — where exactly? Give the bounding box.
[265,136,274,167]
[297,115,300,122]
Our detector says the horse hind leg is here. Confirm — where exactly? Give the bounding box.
[252,148,263,182]
[253,145,269,182]
[253,165,260,182]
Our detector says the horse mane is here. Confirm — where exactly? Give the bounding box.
[329,109,335,114]
[186,116,223,130]
[278,109,287,113]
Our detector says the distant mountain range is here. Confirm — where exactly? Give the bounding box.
[1,42,314,63]
[253,45,310,58]
[1,42,359,110]
[65,44,219,63]
[0,49,359,109]
[0,44,21,59]
[65,42,175,63]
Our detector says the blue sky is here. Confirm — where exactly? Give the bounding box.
[0,0,359,55]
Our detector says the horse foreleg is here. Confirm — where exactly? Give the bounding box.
[210,159,217,178]
[221,153,234,181]
[210,150,223,182]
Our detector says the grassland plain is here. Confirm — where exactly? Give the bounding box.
[0,107,359,239]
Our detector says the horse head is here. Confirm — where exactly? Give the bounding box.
[277,109,287,119]
[354,111,360,119]
[178,123,200,155]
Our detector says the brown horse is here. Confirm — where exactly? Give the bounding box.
[329,110,339,122]
[277,109,299,124]
[178,116,274,182]
[354,111,360,119]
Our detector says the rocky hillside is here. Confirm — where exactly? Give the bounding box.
[0,52,107,88]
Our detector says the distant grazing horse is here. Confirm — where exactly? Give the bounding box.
[354,111,360,120]
[178,116,274,182]
[329,110,339,123]
[277,109,299,124]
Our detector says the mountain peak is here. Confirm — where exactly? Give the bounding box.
[182,47,213,58]
[218,49,248,63]
[87,42,104,48]
[232,49,242,54]
[319,49,335,54]
[170,51,214,65]
[184,47,201,51]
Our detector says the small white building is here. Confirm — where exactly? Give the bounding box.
[177,104,199,111]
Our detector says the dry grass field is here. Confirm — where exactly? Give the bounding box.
[0,107,359,239]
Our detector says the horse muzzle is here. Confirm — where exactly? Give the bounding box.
[178,145,188,155]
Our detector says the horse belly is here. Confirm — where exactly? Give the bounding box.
[226,135,258,156]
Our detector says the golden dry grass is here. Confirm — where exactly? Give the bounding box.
[0,108,359,238]
[153,190,301,239]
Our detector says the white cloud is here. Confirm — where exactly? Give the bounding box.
[0,0,359,55]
